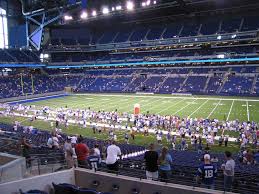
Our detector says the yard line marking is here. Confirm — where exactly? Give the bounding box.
[157,98,186,114]
[173,98,198,115]
[247,100,250,121]
[226,100,234,121]
[207,99,222,118]
[189,99,209,117]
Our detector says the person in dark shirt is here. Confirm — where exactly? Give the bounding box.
[21,137,32,168]
[196,154,217,189]
[144,143,159,180]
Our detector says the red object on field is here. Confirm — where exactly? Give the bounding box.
[134,104,140,115]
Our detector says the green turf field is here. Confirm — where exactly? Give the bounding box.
[25,94,259,123]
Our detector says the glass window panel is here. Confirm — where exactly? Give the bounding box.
[0,17,3,35]
[0,34,4,48]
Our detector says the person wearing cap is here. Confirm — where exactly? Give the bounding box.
[196,154,217,189]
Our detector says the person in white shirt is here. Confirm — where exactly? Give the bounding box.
[106,141,121,172]
[222,151,235,191]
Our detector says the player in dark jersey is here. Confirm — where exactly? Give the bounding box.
[196,154,217,189]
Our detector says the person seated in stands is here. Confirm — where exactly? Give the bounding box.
[196,154,217,189]
[211,156,219,165]
[75,137,89,167]
[158,146,172,182]
[87,148,101,171]
[243,149,254,165]
[254,150,259,165]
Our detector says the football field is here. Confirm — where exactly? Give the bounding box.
[25,94,259,123]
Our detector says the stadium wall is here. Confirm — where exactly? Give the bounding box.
[0,168,230,194]
[0,91,67,104]
[0,153,26,184]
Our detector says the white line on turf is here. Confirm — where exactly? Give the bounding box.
[207,99,222,119]
[157,98,185,114]
[173,98,198,115]
[247,100,250,121]
[189,99,209,117]
[226,100,234,121]
[74,93,259,102]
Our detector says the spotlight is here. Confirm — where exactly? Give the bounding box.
[102,7,109,15]
[147,0,151,6]
[116,5,122,10]
[80,12,88,19]
[217,35,222,40]
[112,7,115,11]
[92,10,97,16]
[142,2,146,7]
[126,1,134,11]
[64,15,73,21]
[153,0,157,4]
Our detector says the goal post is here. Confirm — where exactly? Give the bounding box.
[64,87,73,93]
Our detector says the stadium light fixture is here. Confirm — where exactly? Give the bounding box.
[217,54,225,59]
[142,2,147,7]
[64,15,73,21]
[80,12,88,19]
[92,10,97,17]
[116,5,122,10]
[126,1,134,11]
[153,0,157,4]
[217,35,222,40]
[147,0,151,6]
[102,7,109,15]
[112,7,115,11]
[231,34,237,39]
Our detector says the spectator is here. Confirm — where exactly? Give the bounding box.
[106,141,121,173]
[224,136,228,147]
[75,137,89,167]
[21,137,32,168]
[196,154,217,189]
[64,137,74,168]
[254,150,259,164]
[144,143,159,180]
[243,150,254,165]
[218,136,223,146]
[222,151,235,192]
[158,146,172,182]
[87,149,101,171]
[94,144,101,156]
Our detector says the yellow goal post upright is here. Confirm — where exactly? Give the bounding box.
[64,87,73,94]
